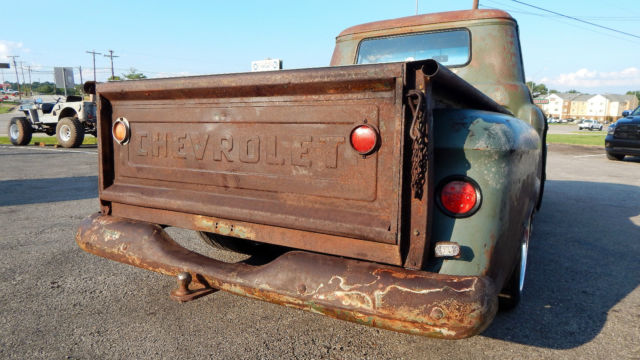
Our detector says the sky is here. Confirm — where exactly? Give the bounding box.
[2,0,640,94]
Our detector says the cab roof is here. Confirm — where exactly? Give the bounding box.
[337,9,514,38]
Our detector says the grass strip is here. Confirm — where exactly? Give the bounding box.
[0,136,97,146]
[0,104,15,114]
[546,133,606,146]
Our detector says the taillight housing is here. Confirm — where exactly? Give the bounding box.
[436,176,482,218]
[112,117,130,145]
[350,124,379,155]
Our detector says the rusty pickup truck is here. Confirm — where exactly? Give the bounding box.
[76,8,546,339]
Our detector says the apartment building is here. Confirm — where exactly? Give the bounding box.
[604,94,638,119]
[541,93,581,119]
[569,94,591,119]
[535,92,638,122]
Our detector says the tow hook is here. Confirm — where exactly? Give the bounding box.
[169,272,216,303]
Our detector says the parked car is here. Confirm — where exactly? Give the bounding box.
[605,108,640,160]
[578,119,603,131]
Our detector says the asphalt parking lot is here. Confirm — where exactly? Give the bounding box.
[0,143,638,359]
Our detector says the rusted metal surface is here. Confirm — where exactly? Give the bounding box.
[76,213,498,339]
[329,10,543,137]
[95,60,492,267]
[421,60,511,116]
[96,63,412,265]
[170,272,216,302]
[403,66,433,270]
[111,202,403,266]
[336,10,513,38]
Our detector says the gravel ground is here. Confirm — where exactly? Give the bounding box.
[0,143,638,359]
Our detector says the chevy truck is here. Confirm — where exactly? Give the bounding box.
[76,8,546,339]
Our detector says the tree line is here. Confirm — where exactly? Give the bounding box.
[2,68,148,95]
[526,81,640,101]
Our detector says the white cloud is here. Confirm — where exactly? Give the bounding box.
[540,67,640,89]
[0,41,25,61]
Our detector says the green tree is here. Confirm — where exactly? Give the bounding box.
[36,83,55,94]
[626,90,640,101]
[567,89,579,93]
[526,81,548,98]
[122,68,147,80]
[108,75,123,81]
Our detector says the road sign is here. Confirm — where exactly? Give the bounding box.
[0,63,9,69]
[251,59,282,72]
[54,67,75,88]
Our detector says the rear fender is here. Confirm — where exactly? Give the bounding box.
[429,109,541,288]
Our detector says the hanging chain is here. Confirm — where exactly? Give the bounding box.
[407,90,428,200]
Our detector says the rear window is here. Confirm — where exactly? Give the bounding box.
[356,29,470,66]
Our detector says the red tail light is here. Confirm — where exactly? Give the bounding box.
[437,177,481,217]
[350,124,379,155]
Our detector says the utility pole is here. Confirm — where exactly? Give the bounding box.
[86,50,101,82]
[8,55,20,99]
[104,50,119,80]
[19,62,28,96]
[27,66,33,95]
[78,66,84,96]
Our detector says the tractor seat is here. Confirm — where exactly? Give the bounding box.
[41,103,55,114]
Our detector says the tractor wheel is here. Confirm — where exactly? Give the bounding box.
[8,117,32,146]
[56,117,85,148]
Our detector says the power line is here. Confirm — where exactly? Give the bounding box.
[481,0,640,45]
[509,0,640,40]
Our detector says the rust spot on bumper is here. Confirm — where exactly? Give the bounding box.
[76,213,497,339]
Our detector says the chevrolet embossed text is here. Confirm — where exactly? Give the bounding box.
[134,131,346,169]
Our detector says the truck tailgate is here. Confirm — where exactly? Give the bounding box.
[96,63,415,265]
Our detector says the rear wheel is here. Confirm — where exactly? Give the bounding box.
[606,152,625,161]
[8,117,32,146]
[499,211,533,310]
[56,117,84,148]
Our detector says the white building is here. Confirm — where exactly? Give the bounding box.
[604,94,638,119]
[542,93,580,119]
[586,94,608,120]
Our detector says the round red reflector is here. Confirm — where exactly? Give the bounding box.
[440,180,477,215]
[350,125,378,154]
